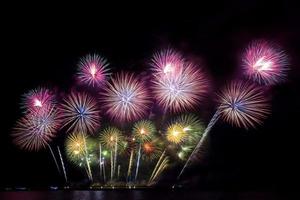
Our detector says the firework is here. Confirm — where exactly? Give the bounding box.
[65,132,95,180]
[99,127,125,180]
[57,146,68,183]
[218,81,270,129]
[142,140,163,161]
[12,105,61,151]
[178,82,270,179]
[65,132,86,163]
[99,127,124,149]
[242,40,288,85]
[132,120,156,181]
[132,120,156,143]
[148,150,169,185]
[102,72,151,122]
[60,92,100,134]
[150,48,185,79]
[166,123,187,144]
[77,54,110,87]
[151,61,208,113]
[22,87,56,114]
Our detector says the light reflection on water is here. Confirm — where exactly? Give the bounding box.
[0,191,279,200]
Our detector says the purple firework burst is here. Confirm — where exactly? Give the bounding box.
[22,87,56,114]
[218,81,270,129]
[102,72,151,122]
[151,59,208,113]
[77,54,110,87]
[12,105,61,151]
[242,40,288,85]
[60,92,101,134]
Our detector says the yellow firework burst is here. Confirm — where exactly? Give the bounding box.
[99,127,124,149]
[65,132,87,163]
[132,120,156,143]
[166,123,187,144]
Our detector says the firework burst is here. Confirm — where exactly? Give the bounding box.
[12,105,61,151]
[132,120,156,143]
[150,48,185,78]
[102,72,151,122]
[65,133,97,167]
[218,81,270,129]
[65,132,86,163]
[99,127,125,150]
[166,114,204,160]
[77,54,110,87]
[151,60,208,113]
[22,87,56,114]
[142,139,163,161]
[60,92,101,134]
[242,40,288,85]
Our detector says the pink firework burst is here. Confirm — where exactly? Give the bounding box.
[22,87,56,114]
[12,105,61,151]
[150,48,185,79]
[60,92,101,133]
[242,40,288,85]
[102,72,151,122]
[151,60,208,113]
[218,81,270,129]
[77,54,110,87]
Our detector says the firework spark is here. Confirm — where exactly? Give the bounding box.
[60,92,100,134]
[151,58,208,112]
[77,54,110,87]
[218,81,270,129]
[12,105,61,151]
[102,72,151,122]
[242,40,288,85]
[22,87,56,114]
[132,120,156,143]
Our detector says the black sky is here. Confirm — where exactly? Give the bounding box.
[1,1,300,189]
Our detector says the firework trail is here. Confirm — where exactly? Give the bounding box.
[113,135,118,177]
[177,110,220,179]
[77,54,110,87]
[117,165,121,180]
[149,156,169,184]
[99,143,102,181]
[47,143,61,175]
[178,81,270,179]
[150,49,208,113]
[242,40,288,85]
[22,87,56,114]
[148,149,166,185]
[57,146,68,183]
[60,92,100,134]
[134,143,142,181]
[102,72,151,122]
[127,149,134,182]
[99,127,124,180]
[132,120,156,180]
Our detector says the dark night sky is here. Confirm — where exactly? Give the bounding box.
[1,1,300,190]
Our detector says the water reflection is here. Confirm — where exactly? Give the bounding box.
[0,190,279,200]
